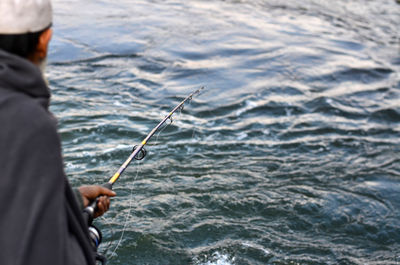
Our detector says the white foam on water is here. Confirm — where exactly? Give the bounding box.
[236,100,258,117]
[237,132,247,140]
[113,101,125,107]
[241,241,270,256]
[65,162,80,169]
[194,252,235,265]
[102,144,131,154]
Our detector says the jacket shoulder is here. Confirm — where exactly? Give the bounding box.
[0,90,56,136]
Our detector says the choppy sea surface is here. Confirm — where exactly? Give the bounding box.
[48,0,400,264]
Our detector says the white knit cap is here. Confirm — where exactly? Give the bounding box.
[0,0,52,34]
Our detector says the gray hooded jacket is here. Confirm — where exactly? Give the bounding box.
[0,49,95,265]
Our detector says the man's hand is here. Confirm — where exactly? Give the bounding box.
[78,185,116,218]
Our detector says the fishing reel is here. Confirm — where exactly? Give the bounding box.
[88,225,102,250]
[88,225,107,265]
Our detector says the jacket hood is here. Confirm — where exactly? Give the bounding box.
[0,49,50,100]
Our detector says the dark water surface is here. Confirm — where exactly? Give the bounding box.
[49,0,400,264]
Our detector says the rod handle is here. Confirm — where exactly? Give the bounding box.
[83,182,113,225]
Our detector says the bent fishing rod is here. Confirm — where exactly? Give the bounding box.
[83,86,204,224]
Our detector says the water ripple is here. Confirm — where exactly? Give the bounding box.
[49,0,400,264]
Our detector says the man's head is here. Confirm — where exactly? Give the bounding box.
[0,0,53,65]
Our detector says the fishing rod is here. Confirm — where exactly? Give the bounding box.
[84,86,204,224]
[84,87,204,264]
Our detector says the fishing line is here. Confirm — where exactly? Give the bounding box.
[83,87,205,264]
[153,112,173,148]
[181,96,197,143]
[106,104,182,258]
[107,160,142,260]
[191,128,196,141]
[97,216,114,257]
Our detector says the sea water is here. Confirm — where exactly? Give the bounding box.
[49,0,400,264]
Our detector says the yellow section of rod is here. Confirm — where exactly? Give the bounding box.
[109,172,120,184]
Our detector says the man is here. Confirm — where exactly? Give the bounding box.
[0,0,115,264]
